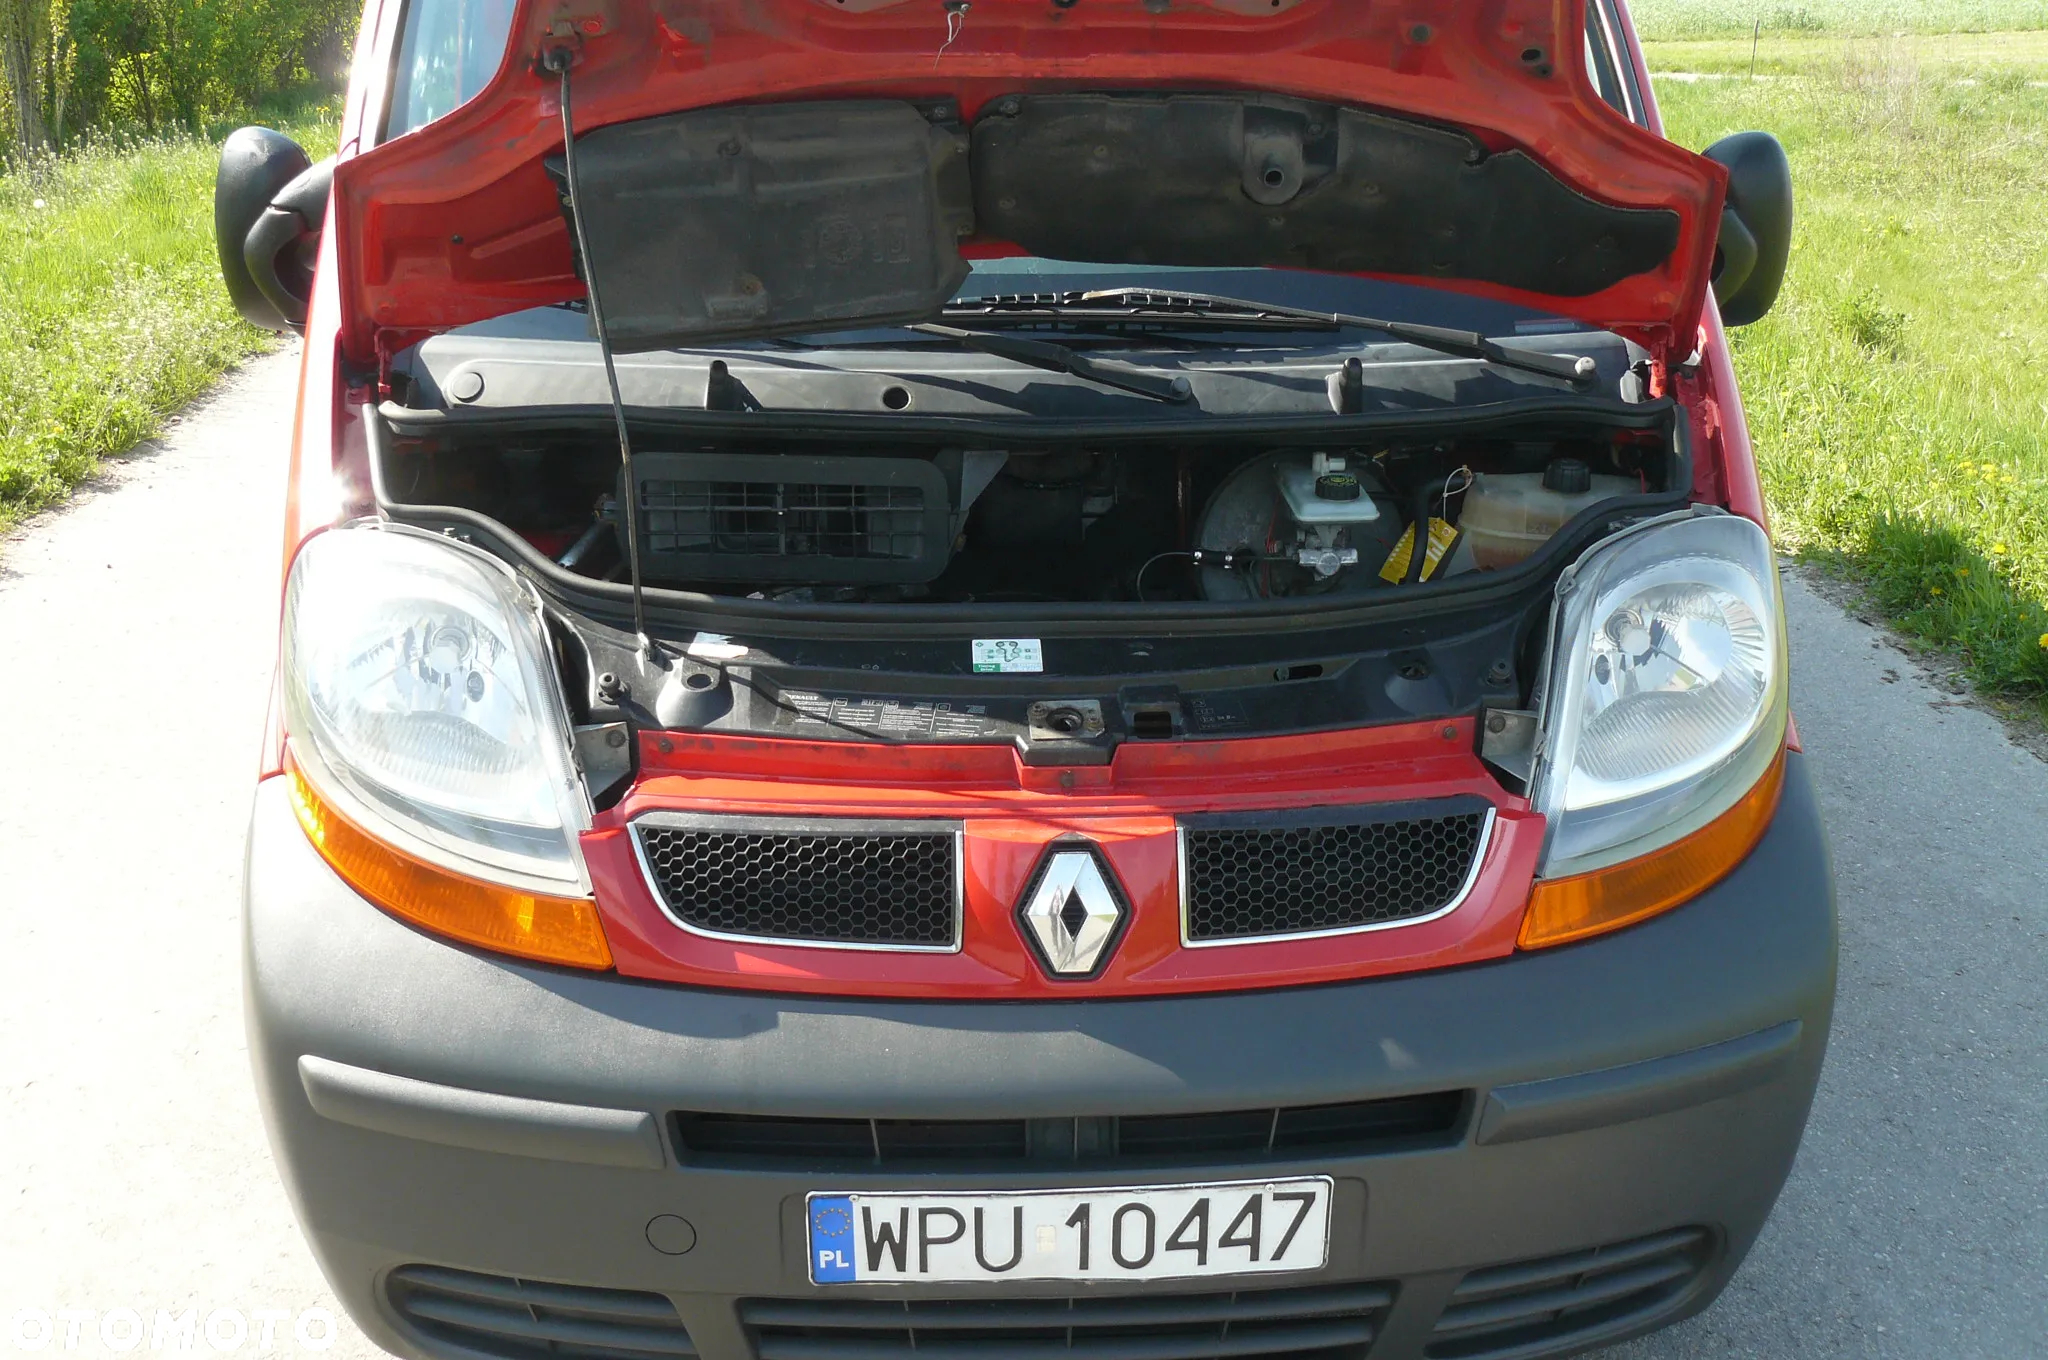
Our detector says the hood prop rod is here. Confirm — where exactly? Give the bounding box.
[544,43,655,661]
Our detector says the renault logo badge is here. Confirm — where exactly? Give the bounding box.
[1017,844,1128,978]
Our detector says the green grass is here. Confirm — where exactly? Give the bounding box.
[0,106,338,532]
[1632,0,2048,40]
[1654,49,2048,710]
[1646,28,2048,77]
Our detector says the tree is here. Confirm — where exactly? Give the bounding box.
[0,0,52,151]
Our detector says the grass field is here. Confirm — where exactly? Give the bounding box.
[0,108,337,534]
[1631,0,2048,39]
[1652,34,2048,709]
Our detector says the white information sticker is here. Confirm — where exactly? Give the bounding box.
[972,639,1044,674]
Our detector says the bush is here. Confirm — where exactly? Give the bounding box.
[2,0,356,151]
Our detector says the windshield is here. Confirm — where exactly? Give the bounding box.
[384,0,519,139]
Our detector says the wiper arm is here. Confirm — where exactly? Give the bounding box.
[1029,289,1601,388]
[944,291,1338,333]
[909,322,1193,403]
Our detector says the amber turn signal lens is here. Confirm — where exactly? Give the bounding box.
[1519,749,1786,951]
[287,770,613,970]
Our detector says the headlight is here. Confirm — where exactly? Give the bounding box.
[1522,512,1788,946]
[282,525,592,892]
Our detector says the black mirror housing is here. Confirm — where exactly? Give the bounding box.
[1703,131,1793,328]
[216,127,331,334]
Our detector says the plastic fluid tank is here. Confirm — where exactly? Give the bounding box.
[1460,460,1637,570]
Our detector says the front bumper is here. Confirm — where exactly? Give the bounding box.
[245,754,1836,1360]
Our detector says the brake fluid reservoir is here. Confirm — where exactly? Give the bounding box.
[1276,452,1385,525]
[1460,459,1637,570]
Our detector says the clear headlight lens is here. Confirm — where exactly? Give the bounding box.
[1533,512,1787,878]
[282,525,591,890]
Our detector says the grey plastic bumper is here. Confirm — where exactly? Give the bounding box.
[244,753,1836,1360]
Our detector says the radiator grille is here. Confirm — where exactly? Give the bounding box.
[1182,803,1491,944]
[740,1281,1394,1360]
[1424,1227,1713,1359]
[634,819,959,949]
[671,1092,1463,1170]
[385,1265,696,1360]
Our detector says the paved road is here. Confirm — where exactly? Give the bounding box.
[2,351,2044,1359]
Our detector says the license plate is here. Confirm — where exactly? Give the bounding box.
[805,1178,1333,1285]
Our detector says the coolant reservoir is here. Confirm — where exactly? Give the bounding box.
[1459,460,1637,570]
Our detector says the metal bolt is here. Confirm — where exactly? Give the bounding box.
[1398,662,1430,681]
[1486,712,1507,735]
[656,737,675,754]
[596,671,625,703]
[606,728,628,748]
[1487,659,1513,684]
[1442,725,1458,741]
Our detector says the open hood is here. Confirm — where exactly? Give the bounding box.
[335,0,1725,364]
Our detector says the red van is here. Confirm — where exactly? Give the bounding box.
[219,3,1829,1358]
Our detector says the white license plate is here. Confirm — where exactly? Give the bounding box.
[806,1178,1333,1285]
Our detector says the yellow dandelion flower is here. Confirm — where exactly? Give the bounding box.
[2040,632,2048,650]
[1994,543,2010,554]
[1957,568,1970,578]
[1930,586,1944,596]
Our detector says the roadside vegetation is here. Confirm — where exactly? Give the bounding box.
[0,105,335,530]
[0,0,347,532]
[1650,32,2048,713]
[1631,0,2048,39]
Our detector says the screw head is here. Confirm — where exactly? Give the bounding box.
[1486,712,1507,734]
[1442,725,1458,740]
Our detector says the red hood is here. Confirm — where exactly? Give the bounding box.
[336,0,1724,365]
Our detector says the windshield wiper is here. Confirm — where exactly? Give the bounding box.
[944,291,1340,333]
[946,289,1598,388]
[909,322,1193,403]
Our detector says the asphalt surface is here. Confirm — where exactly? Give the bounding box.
[2,349,2044,1358]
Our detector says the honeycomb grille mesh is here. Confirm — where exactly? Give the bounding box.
[636,823,957,947]
[1184,807,1488,942]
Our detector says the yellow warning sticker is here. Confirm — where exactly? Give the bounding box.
[1380,518,1461,584]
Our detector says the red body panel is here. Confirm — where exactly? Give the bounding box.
[272,0,1778,991]
[329,0,1727,365]
[585,720,1542,997]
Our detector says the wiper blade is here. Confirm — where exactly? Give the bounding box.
[953,288,1598,388]
[909,322,1193,403]
[944,290,1337,332]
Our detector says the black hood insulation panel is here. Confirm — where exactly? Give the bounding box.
[546,93,1681,351]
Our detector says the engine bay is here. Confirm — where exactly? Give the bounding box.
[376,426,1675,607]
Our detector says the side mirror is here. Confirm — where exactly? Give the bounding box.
[215,127,332,334]
[1702,131,1793,327]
